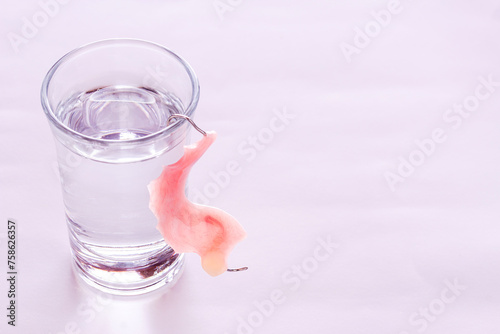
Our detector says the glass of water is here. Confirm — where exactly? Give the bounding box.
[41,39,200,295]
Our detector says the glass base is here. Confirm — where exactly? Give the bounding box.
[68,229,185,296]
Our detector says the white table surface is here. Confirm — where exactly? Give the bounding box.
[1,1,500,333]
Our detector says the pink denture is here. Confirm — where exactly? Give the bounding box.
[148,131,247,276]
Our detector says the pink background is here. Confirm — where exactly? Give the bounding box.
[1,1,500,333]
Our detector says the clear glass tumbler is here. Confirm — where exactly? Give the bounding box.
[41,39,200,295]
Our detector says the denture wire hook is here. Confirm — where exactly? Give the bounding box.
[167,114,207,136]
[227,267,248,272]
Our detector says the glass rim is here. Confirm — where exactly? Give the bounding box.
[40,38,200,145]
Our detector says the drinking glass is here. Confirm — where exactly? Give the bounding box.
[41,39,200,295]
